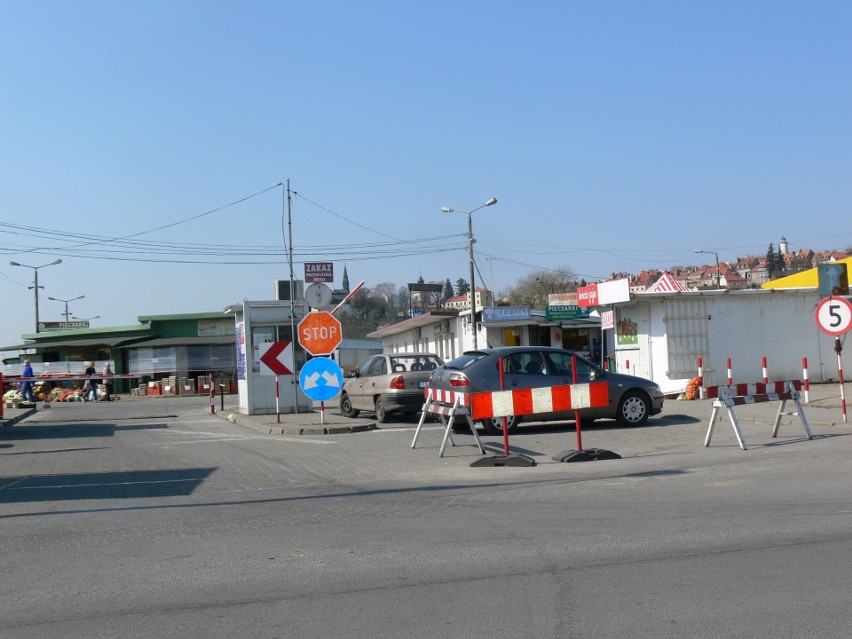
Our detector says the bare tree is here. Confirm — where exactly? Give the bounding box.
[502,265,577,307]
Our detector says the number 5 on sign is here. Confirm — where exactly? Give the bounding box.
[815,297,852,336]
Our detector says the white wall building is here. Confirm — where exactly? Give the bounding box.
[611,288,843,394]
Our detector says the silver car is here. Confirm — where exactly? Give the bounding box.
[340,353,444,423]
[428,346,664,434]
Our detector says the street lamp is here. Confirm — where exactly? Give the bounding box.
[694,249,721,289]
[441,197,498,349]
[48,294,85,322]
[9,258,63,332]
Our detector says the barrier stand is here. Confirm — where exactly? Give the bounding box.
[704,381,811,450]
[552,358,620,463]
[411,391,485,457]
[471,355,537,467]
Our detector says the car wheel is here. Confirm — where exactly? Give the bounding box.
[375,398,389,423]
[480,415,520,435]
[616,391,649,426]
[340,393,359,418]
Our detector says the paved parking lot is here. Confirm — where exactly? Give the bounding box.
[2,383,852,638]
[4,382,849,486]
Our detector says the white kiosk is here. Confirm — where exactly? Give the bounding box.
[226,296,313,416]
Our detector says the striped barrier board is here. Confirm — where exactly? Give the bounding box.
[704,381,811,450]
[705,380,801,399]
[469,382,608,420]
[424,387,469,407]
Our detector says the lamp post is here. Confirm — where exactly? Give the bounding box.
[48,294,85,322]
[694,249,720,289]
[441,197,498,349]
[9,258,63,332]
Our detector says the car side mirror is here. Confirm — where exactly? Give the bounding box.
[589,369,601,381]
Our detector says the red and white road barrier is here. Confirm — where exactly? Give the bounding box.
[704,381,811,451]
[413,379,610,458]
[424,387,469,407]
[704,380,801,399]
[762,357,768,384]
[802,358,810,404]
[411,395,485,457]
[469,382,609,421]
[209,373,216,414]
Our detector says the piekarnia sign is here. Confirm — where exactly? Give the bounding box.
[305,262,334,283]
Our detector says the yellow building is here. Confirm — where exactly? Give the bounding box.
[761,256,852,289]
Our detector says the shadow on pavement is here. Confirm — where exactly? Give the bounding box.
[0,422,170,440]
[0,467,217,503]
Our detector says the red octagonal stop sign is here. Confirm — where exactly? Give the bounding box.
[297,311,343,355]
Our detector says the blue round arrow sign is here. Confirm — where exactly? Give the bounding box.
[299,357,344,402]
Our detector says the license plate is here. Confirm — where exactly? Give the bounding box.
[418,381,429,388]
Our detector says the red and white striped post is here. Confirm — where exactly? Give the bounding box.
[727,357,733,385]
[498,356,510,456]
[209,373,216,414]
[802,358,810,404]
[697,358,705,399]
[572,355,584,452]
[275,375,280,423]
[762,357,768,384]
[836,338,847,424]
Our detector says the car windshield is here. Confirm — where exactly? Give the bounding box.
[389,355,443,373]
[443,352,489,370]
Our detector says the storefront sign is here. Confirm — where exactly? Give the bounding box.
[38,321,89,331]
[545,305,591,321]
[577,284,599,308]
[482,306,530,322]
[549,292,579,306]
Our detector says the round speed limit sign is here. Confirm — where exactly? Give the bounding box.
[815,297,852,336]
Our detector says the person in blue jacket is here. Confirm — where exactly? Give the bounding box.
[20,359,35,403]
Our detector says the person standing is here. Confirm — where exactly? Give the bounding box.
[20,359,35,403]
[102,362,113,401]
[84,361,99,402]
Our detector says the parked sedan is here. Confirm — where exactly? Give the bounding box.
[340,352,444,423]
[428,346,664,434]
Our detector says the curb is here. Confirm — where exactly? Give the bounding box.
[223,412,377,436]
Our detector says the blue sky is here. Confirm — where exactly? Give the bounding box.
[1,1,850,346]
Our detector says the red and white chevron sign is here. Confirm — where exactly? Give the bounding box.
[469,382,609,420]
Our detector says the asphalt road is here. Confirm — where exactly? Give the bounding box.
[1,392,851,638]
